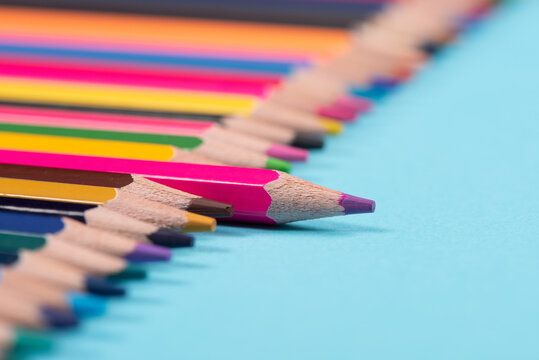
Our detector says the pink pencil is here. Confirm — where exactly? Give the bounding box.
[0,149,375,224]
[0,105,308,162]
[0,56,361,121]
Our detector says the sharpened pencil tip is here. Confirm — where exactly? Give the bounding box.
[265,157,292,173]
[319,118,343,134]
[291,132,324,149]
[317,104,358,122]
[85,276,126,297]
[335,95,373,113]
[148,228,194,248]
[340,194,376,214]
[184,212,217,233]
[67,292,107,317]
[40,306,79,329]
[188,198,234,218]
[108,264,148,280]
[267,143,309,162]
[14,328,53,351]
[125,243,171,262]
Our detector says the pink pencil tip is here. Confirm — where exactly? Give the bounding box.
[340,194,376,215]
[336,96,373,113]
[317,104,358,122]
[267,143,309,162]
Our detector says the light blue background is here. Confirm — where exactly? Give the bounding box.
[22,2,539,359]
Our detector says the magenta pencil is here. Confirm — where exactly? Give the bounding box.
[0,104,308,162]
[0,149,375,224]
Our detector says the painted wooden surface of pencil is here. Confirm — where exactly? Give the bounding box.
[0,150,375,224]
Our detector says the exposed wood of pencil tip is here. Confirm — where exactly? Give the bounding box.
[40,235,127,276]
[0,288,46,330]
[55,217,139,257]
[12,251,86,291]
[0,268,69,310]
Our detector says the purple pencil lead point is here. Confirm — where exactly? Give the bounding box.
[340,194,376,215]
[126,243,172,262]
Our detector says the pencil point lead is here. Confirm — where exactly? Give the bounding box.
[85,276,126,297]
[148,228,194,248]
[291,132,325,149]
[14,329,53,351]
[319,118,343,134]
[108,264,148,280]
[184,212,216,233]
[317,105,358,122]
[265,157,292,173]
[267,143,309,162]
[335,95,373,113]
[340,194,376,215]
[67,292,107,317]
[188,198,234,218]
[40,306,79,329]
[125,243,171,262]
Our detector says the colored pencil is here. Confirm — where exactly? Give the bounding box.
[0,150,376,224]
[0,6,353,59]
[0,196,194,248]
[0,321,52,353]
[0,77,343,134]
[0,287,79,330]
[0,250,126,296]
[0,266,106,318]
[0,1,385,27]
[0,104,309,162]
[0,100,326,149]
[0,209,171,262]
[0,161,232,218]
[0,122,293,172]
[0,165,217,232]
[0,230,151,279]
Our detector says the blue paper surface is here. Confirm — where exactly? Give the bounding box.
[26,2,538,359]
